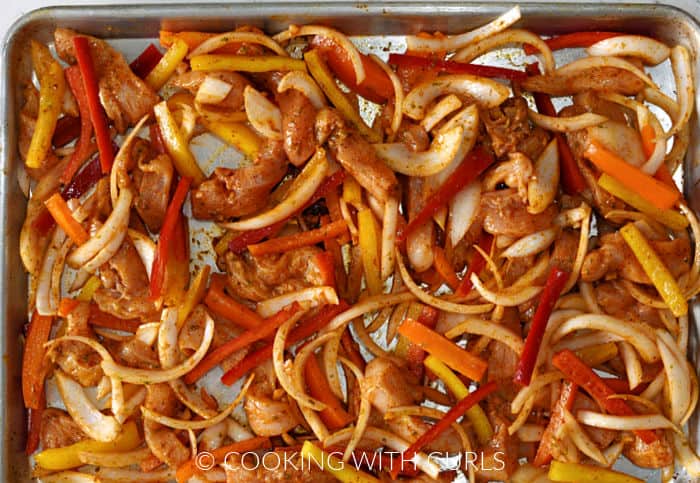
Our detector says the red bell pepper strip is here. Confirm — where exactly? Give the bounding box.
[313,251,337,288]
[309,36,393,104]
[341,328,365,371]
[455,232,493,297]
[149,123,167,155]
[129,43,163,79]
[221,301,349,385]
[533,380,578,466]
[514,266,569,386]
[184,303,301,384]
[22,311,53,410]
[552,349,657,444]
[228,170,348,254]
[62,65,96,184]
[305,353,353,430]
[203,273,266,330]
[89,303,142,333]
[73,36,114,174]
[149,176,192,300]
[52,116,81,147]
[523,31,623,55]
[397,146,494,243]
[526,63,587,195]
[391,380,498,478]
[25,390,45,455]
[432,246,460,290]
[389,53,527,81]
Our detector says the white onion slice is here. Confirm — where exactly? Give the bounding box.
[189,31,288,57]
[338,357,370,462]
[370,53,403,139]
[501,228,557,259]
[381,196,399,281]
[82,215,129,274]
[577,410,680,432]
[36,228,67,316]
[195,75,233,105]
[453,29,555,73]
[657,329,690,424]
[668,45,694,138]
[511,371,563,414]
[551,314,659,363]
[374,125,463,176]
[277,71,326,109]
[527,139,560,215]
[222,147,329,231]
[87,467,175,482]
[244,85,282,140]
[445,317,524,355]
[403,74,510,120]
[421,94,462,132]
[55,370,121,442]
[529,110,606,132]
[470,272,542,306]
[128,229,156,279]
[562,410,607,465]
[323,291,416,333]
[562,203,591,293]
[135,322,160,346]
[555,56,656,88]
[68,188,133,268]
[78,447,152,468]
[274,25,365,83]
[673,432,700,477]
[256,286,337,318]
[587,35,670,66]
[41,472,99,483]
[619,341,643,391]
[448,180,481,247]
[405,6,521,53]
[110,114,149,207]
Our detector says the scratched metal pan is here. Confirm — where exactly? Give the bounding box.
[3,2,700,481]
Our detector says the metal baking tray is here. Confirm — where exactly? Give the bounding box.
[3,2,700,481]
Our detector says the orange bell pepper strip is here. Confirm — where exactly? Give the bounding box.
[22,311,53,410]
[184,303,301,384]
[552,349,657,444]
[398,318,487,381]
[160,30,243,54]
[533,380,578,466]
[89,303,141,333]
[162,215,190,307]
[432,246,460,290]
[341,328,366,371]
[313,251,337,288]
[73,36,114,174]
[247,220,349,257]
[305,354,353,430]
[175,436,271,483]
[584,140,679,210]
[455,232,493,297]
[204,273,265,331]
[44,193,89,245]
[524,31,623,55]
[25,390,45,455]
[61,66,95,184]
[58,297,80,318]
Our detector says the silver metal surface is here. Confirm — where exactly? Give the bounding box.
[3,2,700,481]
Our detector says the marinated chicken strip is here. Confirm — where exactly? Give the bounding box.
[244,364,299,436]
[53,28,159,133]
[51,301,103,387]
[144,383,190,468]
[191,140,288,221]
[624,432,674,469]
[133,153,174,232]
[475,407,519,481]
[316,108,398,202]
[224,452,336,483]
[40,408,87,449]
[278,89,318,166]
[523,66,646,97]
[596,280,665,328]
[168,70,249,111]
[480,188,557,238]
[483,96,549,160]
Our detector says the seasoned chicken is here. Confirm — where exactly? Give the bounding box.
[523,66,646,96]
[624,432,674,469]
[480,188,557,238]
[51,302,103,387]
[483,96,549,160]
[133,153,174,233]
[244,363,299,436]
[40,408,87,449]
[475,406,518,481]
[224,452,336,483]
[278,89,317,166]
[144,383,190,468]
[168,70,249,111]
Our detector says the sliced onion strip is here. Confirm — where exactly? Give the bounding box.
[657,330,690,424]
[501,228,557,259]
[562,409,607,465]
[256,286,337,318]
[448,180,480,247]
[587,35,670,65]
[555,56,656,88]
[244,85,282,140]
[370,53,403,139]
[324,291,416,333]
[277,71,326,109]
[78,447,151,468]
[668,45,694,139]
[529,110,606,132]
[189,31,287,57]
[562,203,591,293]
[421,94,462,133]
[36,228,67,316]
[453,29,555,73]
[576,410,680,433]
[195,75,233,105]
[618,341,643,390]
[381,196,399,280]
[445,317,524,355]
[338,357,370,462]
[470,272,542,306]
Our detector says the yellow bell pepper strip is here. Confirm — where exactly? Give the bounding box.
[190,54,306,73]
[77,275,101,302]
[424,355,493,445]
[153,101,205,184]
[304,49,382,143]
[162,216,190,307]
[35,421,140,471]
[73,36,114,174]
[200,118,261,160]
[597,174,687,231]
[44,193,89,245]
[177,264,211,329]
[145,38,188,91]
[26,41,66,169]
[358,208,383,295]
[398,318,487,381]
[576,342,619,368]
[300,441,381,483]
[584,139,679,210]
[620,223,687,316]
[548,461,644,483]
[342,177,363,207]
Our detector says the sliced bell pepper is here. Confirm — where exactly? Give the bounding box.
[26,41,66,169]
[175,436,271,483]
[44,193,89,245]
[310,36,393,104]
[455,232,493,297]
[598,174,687,231]
[620,223,687,317]
[58,297,80,318]
[61,66,95,184]
[25,390,44,455]
[342,177,363,207]
[145,38,188,91]
[73,36,114,174]
[204,273,265,330]
[514,266,570,386]
[52,115,81,148]
[162,215,190,307]
[341,328,366,371]
[149,122,167,155]
[177,264,211,329]
[304,49,381,143]
[548,460,643,483]
[77,275,101,302]
[35,421,140,470]
[313,250,337,288]
[524,31,623,55]
[576,342,619,368]
[358,209,383,295]
[247,220,349,257]
[654,164,679,192]
[305,353,353,430]
[190,54,306,73]
[22,311,53,410]
[200,117,262,160]
[184,303,301,384]
[89,304,141,332]
[533,380,578,466]
[397,146,494,243]
[301,441,381,483]
[398,318,487,382]
[552,349,657,444]
[129,43,163,79]
[149,176,192,300]
[389,53,527,81]
[221,302,348,385]
[424,354,493,445]
[584,140,679,210]
[432,246,460,290]
[154,102,205,184]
